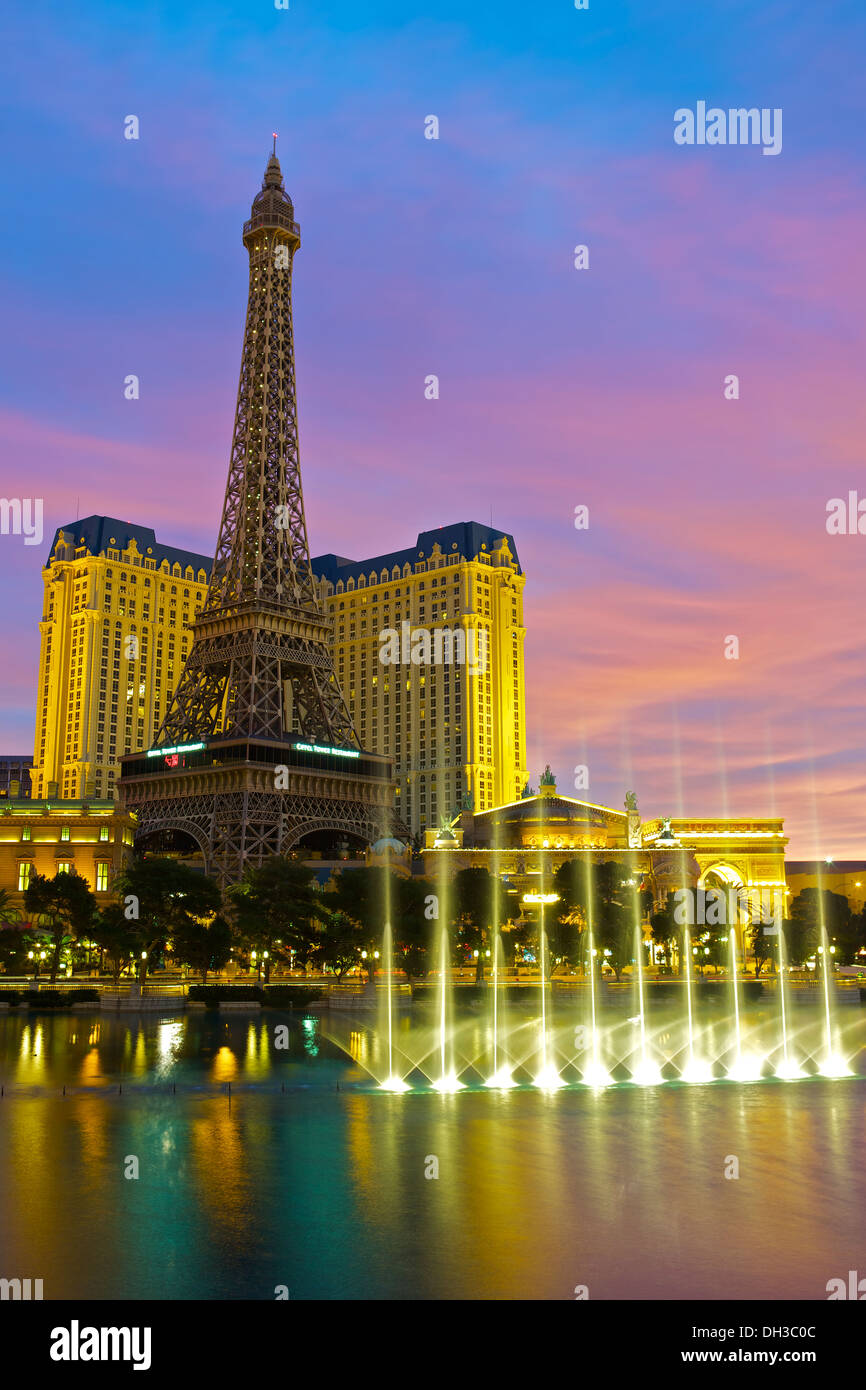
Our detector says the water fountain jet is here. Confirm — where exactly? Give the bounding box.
[681,927,712,1083]
[631,918,661,1085]
[726,918,762,1081]
[817,928,850,1077]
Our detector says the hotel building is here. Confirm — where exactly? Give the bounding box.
[31,515,527,841]
[0,797,136,915]
[312,522,528,837]
[32,518,211,801]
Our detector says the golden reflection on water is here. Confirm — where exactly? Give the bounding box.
[338,1074,866,1299]
[211,1045,239,1083]
[0,1010,864,1298]
[72,1094,111,1170]
[78,1047,104,1086]
[348,1029,369,1066]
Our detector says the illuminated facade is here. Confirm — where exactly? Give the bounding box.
[424,770,788,923]
[0,798,136,917]
[32,518,211,801]
[312,523,528,837]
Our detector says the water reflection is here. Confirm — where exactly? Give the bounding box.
[0,1007,862,1299]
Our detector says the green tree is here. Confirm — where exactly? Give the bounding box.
[330,866,391,977]
[849,908,866,966]
[0,887,29,973]
[314,908,365,980]
[90,902,139,984]
[701,932,728,975]
[227,857,322,982]
[650,891,686,974]
[0,927,37,975]
[329,867,440,982]
[450,866,519,981]
[392,876,433,981]
[0,887,20,926]
[788,887,850,957]
[545,907,584,974]
[750,921,777,976]
[553,860,638,982]
[172,914,233,983]
[24,870,97,983]
[114,857,222,983]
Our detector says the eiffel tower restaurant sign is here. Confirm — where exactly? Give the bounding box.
[118,150,398,885]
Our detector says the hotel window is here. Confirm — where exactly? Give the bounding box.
[60,825,70,841]
[57,862,72,874]
[21,827,31,842]
[100,826,109,841]
[18,862,32,892]
[95,862,109,892]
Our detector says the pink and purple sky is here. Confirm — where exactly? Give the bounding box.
[1,0,864,854]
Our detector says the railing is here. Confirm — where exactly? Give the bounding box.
[0,978,188,996]
[0,979,107,992]
[243,213,300,237]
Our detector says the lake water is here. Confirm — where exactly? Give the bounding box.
[0,1002,863,1300]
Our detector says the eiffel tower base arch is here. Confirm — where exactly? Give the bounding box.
[121,739,401,888]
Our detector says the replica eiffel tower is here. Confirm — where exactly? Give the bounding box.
[119,146,398,884]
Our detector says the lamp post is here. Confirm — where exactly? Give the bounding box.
[361,948,378,990]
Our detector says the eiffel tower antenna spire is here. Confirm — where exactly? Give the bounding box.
[156,147,356,746]
[120,151,399,883]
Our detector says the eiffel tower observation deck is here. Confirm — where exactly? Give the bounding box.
[119,147,399,884]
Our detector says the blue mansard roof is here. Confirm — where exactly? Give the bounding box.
[311,522,521,586]
[47,516,213,576]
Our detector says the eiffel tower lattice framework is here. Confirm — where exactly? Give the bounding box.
[119,149,399,884]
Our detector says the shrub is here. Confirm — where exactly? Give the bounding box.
[23,990,69,1008]
[263,985,323,1008]
[188,985,264,1007]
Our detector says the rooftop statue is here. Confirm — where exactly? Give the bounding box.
[625,790,638,813]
